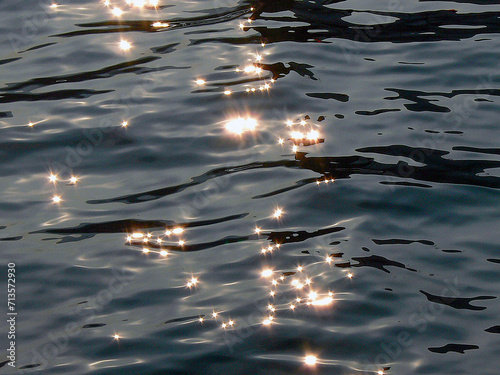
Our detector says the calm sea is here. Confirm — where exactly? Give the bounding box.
[0,0,499,374]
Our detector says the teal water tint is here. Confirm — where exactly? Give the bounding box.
[0,0,499,374]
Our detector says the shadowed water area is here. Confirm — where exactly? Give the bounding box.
[0,0,499,374]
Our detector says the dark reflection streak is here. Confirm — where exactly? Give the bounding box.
[19,42,56,53]
[380,181,432,188]
[30,214,248,236]
[252,177,318,199]
[0,57,22,66]
[373,239,434,246]
[485,325,500,333]
[0,236,22,241]
[0,89,113,104]
[453,146,500,156]
[53,6,251,38]
[2,56,160,93]
[134,235,252,252]
[87,160,298,204]
[133,226,345,252]
[209,76,272,87]
[164,315,204,324]
[89,145,500,206]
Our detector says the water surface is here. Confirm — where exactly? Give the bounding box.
[1,0,499,374]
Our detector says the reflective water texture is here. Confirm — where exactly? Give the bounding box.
[1,0,499,374]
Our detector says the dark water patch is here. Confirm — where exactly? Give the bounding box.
[428,343,479,354]
[266,226,345,245]
[0,360,8,368]
[255,61,317,81]
[362,247,370,252]
[485,325,500,334]
[385,88,500,113]
[335,114,344,119]
[0,226,5,230]
[206,7,500,45]
[329,240,345,245]
[351,255,408,273]
[442,249,463,253]
[335,262,351,268]
[306,92,349,102]
[474,98,494,102]
[355,109,400,116]
[0,111,12,118]
[373,239,434,246]
[420,290,496,310]
[151,42,180,54]
[0,235,22,241]
[398,61,425,65]
[487,258,500,264]
[214,64,239,71]
[355,145,500,189]
[82,323,106,329]
[444,130,463,135]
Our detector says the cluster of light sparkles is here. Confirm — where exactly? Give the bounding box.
[47,173,80,204]
[250,208,356,333]
[101,0,169,51]
[277,117,324,154]
[104,0,160,16]
[125,226,186,256]
[205,311,236,330]
[316,177,335,185]
[104,11,361,369]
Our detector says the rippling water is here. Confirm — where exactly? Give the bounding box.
[1,0,499,374]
